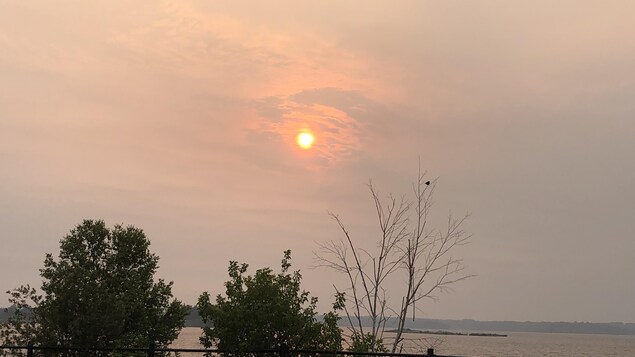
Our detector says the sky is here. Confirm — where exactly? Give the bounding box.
[1,1,635,324]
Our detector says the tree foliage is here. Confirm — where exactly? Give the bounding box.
[316,170,472,352]
[197,250,343,355]
[0,285,42,352]
[1,220,188,356]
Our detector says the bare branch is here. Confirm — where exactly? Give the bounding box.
[315,169,473,353]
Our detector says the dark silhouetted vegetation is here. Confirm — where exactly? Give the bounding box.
[197,250,343,355]
[0,220,187,356]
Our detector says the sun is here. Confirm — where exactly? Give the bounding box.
[296,131,315,149]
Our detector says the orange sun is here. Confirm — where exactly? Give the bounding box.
[296,131,315,149]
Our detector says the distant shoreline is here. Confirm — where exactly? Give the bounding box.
[3,307,634,336]
[386,328,507,337]
[348,317,635,336]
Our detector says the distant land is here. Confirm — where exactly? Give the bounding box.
[3,306,634,336]
[0,305,207,328]
[349,316,635,336]
[145,310,635,336]
[386,328,508,337]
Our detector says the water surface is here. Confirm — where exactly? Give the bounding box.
[173,327,635,357]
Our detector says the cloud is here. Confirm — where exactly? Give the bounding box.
[107,0,383,100]
[246,88,392,169]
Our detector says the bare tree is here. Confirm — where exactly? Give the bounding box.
[315,169,473,353]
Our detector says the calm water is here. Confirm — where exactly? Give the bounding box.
[172,327,635,357]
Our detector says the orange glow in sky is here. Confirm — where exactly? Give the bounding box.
[296,131,315,149]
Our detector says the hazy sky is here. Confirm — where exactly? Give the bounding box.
[2,1,635,323]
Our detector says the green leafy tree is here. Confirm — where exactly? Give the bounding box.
[348,332,388,353]
[1,220,188,356]
[0,285,43,352]
[197,250,343,355]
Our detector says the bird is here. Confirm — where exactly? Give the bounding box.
[425,180,431,185]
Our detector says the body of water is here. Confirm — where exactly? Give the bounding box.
[172,327,635,357]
